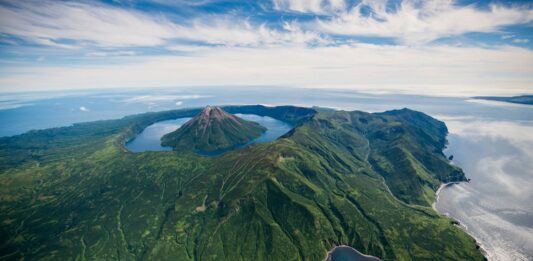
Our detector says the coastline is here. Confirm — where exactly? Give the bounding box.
[431,182,457,212]
[432,181,489,259]
[323,245,381,261]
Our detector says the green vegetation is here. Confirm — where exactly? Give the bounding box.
[0,105,483,260]
[161,106,266,153]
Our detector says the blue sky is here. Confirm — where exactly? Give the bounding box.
[0,0,532,96]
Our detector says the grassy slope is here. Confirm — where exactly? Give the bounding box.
[0,106,483,260]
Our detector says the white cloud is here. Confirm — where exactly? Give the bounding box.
[1,44,532,96]
[0,1,177,47]
[167,45,214,52]
[123,95,206,103]
[314,0,533,44]
[0,0,532,95]
[86,51,138,57]
[445,119,533,157]
[512,38,529,44]
[478,156,533,198]
[273,0,321,13]
[0,0,531,49]
[0,1,324,48]
[172,19,325,47]
[466,99,533,109]
[272,0,346,14]
[0,101,31,110]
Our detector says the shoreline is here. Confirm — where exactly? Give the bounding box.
[431,182,457,212]
[432,181,490,259]
[323,245,381,261]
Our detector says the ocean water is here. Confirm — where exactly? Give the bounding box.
[1,87,532,260]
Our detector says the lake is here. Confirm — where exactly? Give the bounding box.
[125,118,191,152]
[125,114,292,154]
[326,246,381,261]
[1,87,532,260]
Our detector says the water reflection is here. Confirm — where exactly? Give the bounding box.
[436,118,533,261]
[125,114,292,154]
[125,118,191,152]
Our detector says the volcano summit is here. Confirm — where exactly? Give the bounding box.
[161,106,266,153]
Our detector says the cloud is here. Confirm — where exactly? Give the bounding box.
[167,45,214,52]
[123,95,206,103]
[445,119,533,157]
[0,1,178,47]
[466,98,533,109]
[512,38,530,44]
[170,19,326,47]
[1,43,532,96]
[0,101,31,110]
[478,156,533,198]
[0,0,532,95]
[272,0,345,14]
[79,106,89,112]
[314,0,533,44]
[0,1,324,48]
[86,51,138,57]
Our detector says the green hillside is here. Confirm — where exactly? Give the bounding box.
[0,105,483,260]
[161,106,266,153]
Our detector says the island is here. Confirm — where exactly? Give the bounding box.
[161,106,266,154]
[472,94,533,105]
[0,105,484,260]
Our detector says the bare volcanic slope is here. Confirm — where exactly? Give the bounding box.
[161,106,266,153]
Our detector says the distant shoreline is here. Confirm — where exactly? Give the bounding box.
[471,95,533,106]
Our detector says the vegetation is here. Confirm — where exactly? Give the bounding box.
[0,105,483,260]
[161,106,266,154]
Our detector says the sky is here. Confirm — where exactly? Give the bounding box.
[0,0,532,96]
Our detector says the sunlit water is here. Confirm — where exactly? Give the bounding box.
[1,87,532,260]
[124,114,292,153]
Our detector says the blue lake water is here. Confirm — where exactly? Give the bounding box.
[327,246,381,261]
[125,118,191,152]
[1,87,532,260]
[124,114,292,153]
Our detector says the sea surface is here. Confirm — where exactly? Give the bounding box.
[1,87,532,260]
